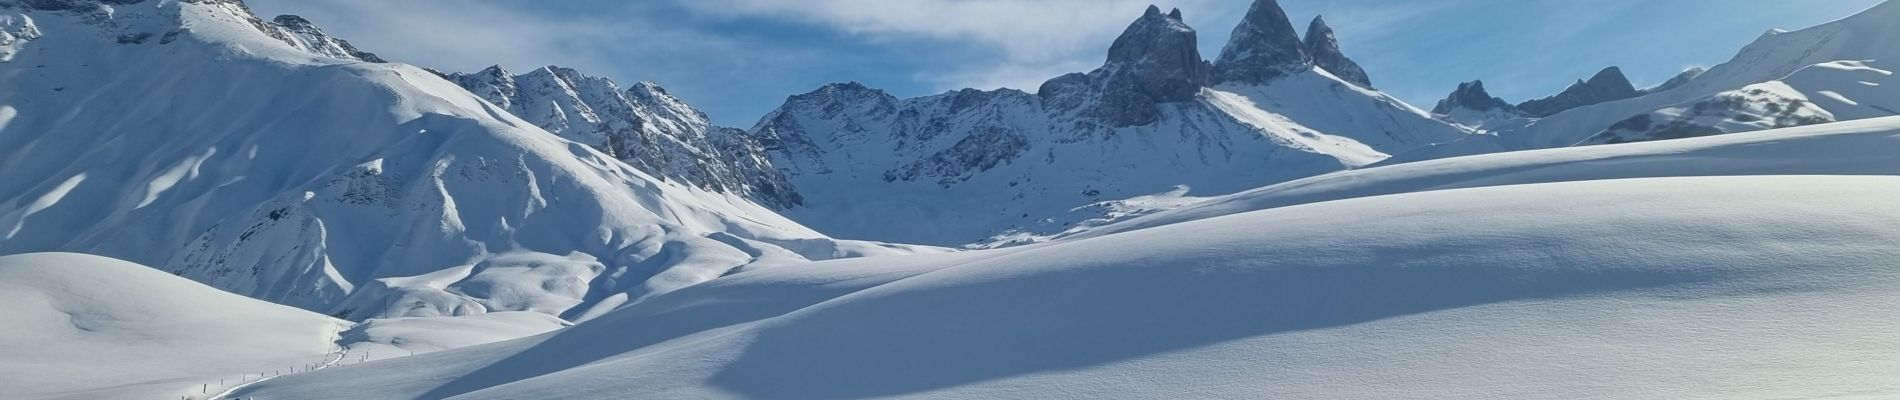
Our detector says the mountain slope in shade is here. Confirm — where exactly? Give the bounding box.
[0,0,932,323]
[1514,67,1641,117]
[0,252,344,400]
[752,0,1469,247]
[239,172,1900,399]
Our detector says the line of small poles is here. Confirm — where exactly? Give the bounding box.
[185,325,366,400]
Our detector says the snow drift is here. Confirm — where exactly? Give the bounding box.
[0,0,932,322]
[1069,115,1900,240]
[0,252,343,400]
[238,171,1900,399]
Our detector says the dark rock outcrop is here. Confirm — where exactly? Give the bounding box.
[1432,80,1518,115]
[446,65,802,207]
[268,15,385,63]
[1213,0,1310,85]
[1302,16,1370,88]
[1085,5,1211,127]
[1517,66,1641,117]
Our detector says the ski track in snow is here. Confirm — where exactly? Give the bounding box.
[204,328,352,400]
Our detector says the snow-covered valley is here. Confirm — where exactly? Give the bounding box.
[5,0,1900,398]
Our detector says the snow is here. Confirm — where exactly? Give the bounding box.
[339,311,568,357]
[239,171,1900,399]
[766,67,1470,247]
[0,0,935,324]
[1203,89,1385,166]
[1075,116,1900,240]
[8,1,1900,399]
[1393,0,1900,162]
[0,252,345,400]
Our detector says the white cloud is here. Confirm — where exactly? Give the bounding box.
[675,0,1222,92]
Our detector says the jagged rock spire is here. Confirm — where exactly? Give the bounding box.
[1213,0,1310,85]
[1302,16,1371,88]
[1041,4,1210,127]
[1101,5,1209,103]
[1432,80,1517,115]
[1517,66,1641,117]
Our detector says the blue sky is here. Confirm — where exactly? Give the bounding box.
[248,0,1888,127]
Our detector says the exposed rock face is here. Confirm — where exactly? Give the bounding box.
[1517,66,1642,117]
[266,15,384,63]
[1213,0,1310,85]
[446,66,801,207]
[744,2,1471,246]
[1432,80,1517,115]
[1051,5,1211,127]
[1302,16,1370,88]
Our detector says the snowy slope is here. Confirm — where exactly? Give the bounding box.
[1584,60,1898,144]
[0,0,933,322]
[1072,116,1900,241]
[0,252,345,400]
[1397,0,1900,162]
[754,2,1469,246]
[443,66,799,208]
[240,173,1900,399]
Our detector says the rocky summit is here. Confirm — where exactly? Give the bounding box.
[1516,66,1642,117]
[1433,80,1517,115]
[1302,16,1370,88]
[1213,0,1310,85]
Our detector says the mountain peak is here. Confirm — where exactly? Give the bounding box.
[1213,0,1310,85]
[1586,66,1633,87]
[1302,15,1371,88]
[1516,66,1641,117]
[270,14,314,28]
[1432,80,1518,115]
[263,13,385,63]
[1079,2,1210,126]
[476,64,511,78]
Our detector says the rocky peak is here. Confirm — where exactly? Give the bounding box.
[1432,80,1517,115]
[1080,3,1211,127]
[1213,0,1310,85]
[1302,16,1371,88]
[269,14,314,29]
[1517,66,1641,117]
[444,65,800,208]
[265,14,384,63]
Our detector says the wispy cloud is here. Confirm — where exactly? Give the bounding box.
[673,0,1222,92]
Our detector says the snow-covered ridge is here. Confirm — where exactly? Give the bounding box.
[1584,60,1898,144]
[1073,115,1900,240]
[0,0,932,324]
[0,252,345,400]
[1405,0,1900,163]
[750,0,1471,246]
[443,65,801,208]
[238,158,1900,398]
